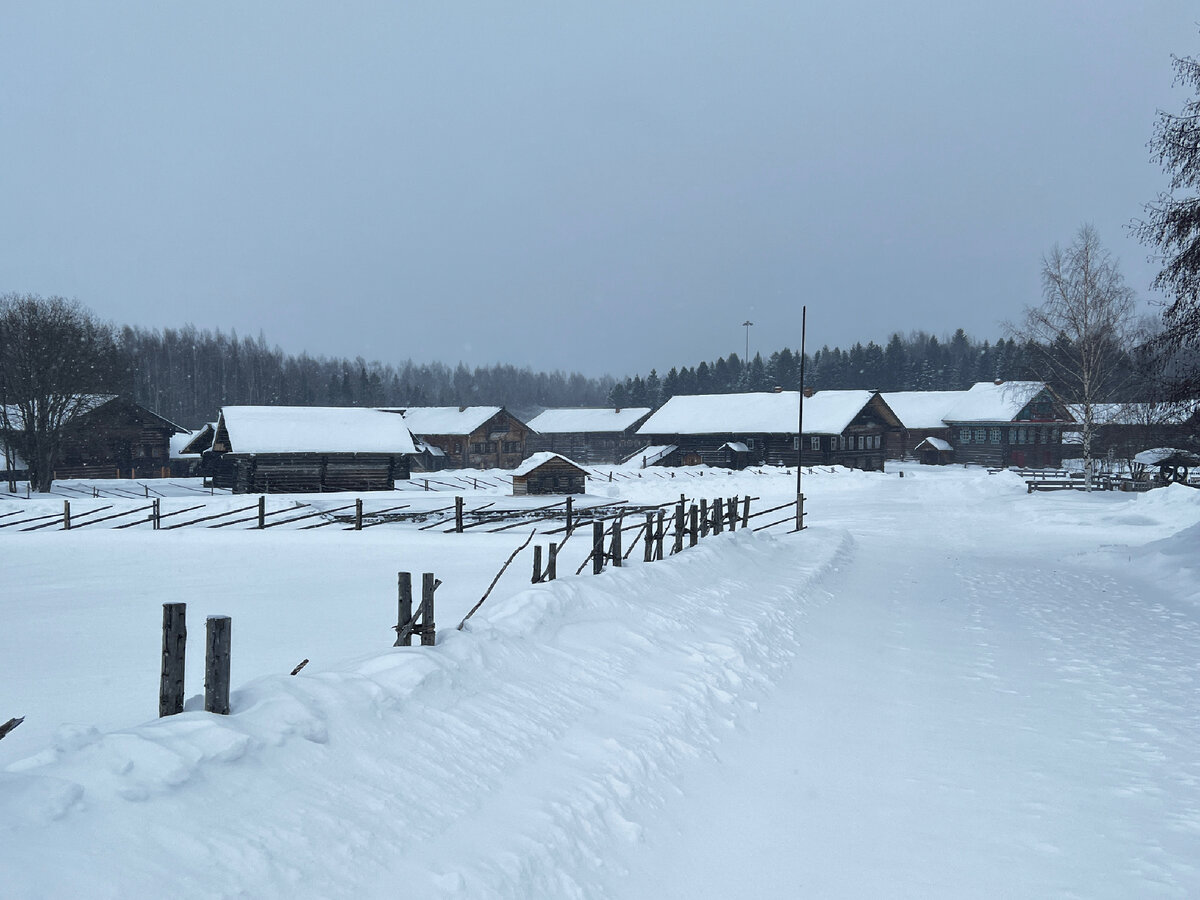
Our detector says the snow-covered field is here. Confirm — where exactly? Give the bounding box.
[2,465,1199,898]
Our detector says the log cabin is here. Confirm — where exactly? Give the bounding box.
[201,406,416,493]
[525,407,653,464]
[634,390,903,471]
[1062,401,1199,465]
[879,390,967,460]
[942,381,1074,468]
[512,452,589,495]
[381,406,530,470]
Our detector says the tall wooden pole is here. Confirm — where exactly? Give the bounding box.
[796,305,807,530]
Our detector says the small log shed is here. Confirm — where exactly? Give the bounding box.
[512,452,589,496]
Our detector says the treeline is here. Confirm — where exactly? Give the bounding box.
[609,329,1159,408]
[117,325,614,427]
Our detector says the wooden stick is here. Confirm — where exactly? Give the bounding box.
[457,530,535,630]
[0,716,23,741]
[290,659,309,675]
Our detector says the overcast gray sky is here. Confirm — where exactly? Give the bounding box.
[2,2,1195,377]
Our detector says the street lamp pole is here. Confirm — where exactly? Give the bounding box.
[742,320,753,362]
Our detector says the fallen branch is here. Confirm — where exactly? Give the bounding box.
[290,659,309,676]
[457,530,536,630]
[0,716,24,741]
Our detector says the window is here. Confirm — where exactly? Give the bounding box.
[989,428,1001,444]
[810,436,820,450]
[857,435,866,450]
[959,428,971,444]
[873,435,881,449]
[746,438,755,449]
[793,436,800,450]
[502,441,521,453]
[974,428,987,443]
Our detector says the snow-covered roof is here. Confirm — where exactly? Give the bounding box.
[720,441,751,453]
[526,407,652,434]
[625,445,677,466]
[1133,447,1200,466]
[169,430,196,458]
[216,407,417,454]
[511,452,586,477]
[915,436,953,452]
[637,391,880,436]
[1066,402,1198,427]
[383,406,503,435]
[942,382,1059,423]
[2,395,188,433]
[880,391,966,430]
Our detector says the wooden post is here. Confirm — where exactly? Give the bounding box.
[395,572,413,646]
[728,496,738,532]
[455,496,464,533]
[424,478,429,491]
[420,573,438,646]
[63,500,71,531]
[592,520,604,574]
[713,498,724,534]
[689,505,699,547]
[257,496,266,529]
[565,495,573,533]
[547,542,558,580]
[533,545,543,583]
[159,602,186,717]
[355,498,363,531]
[610,516,622,567]
[655,510,666,560]
[700,499,709,537]
[153,497,161,530]
[644,512,655,562]
[741,495,751,528]
[204,616,231,715]
[673,501,685,553]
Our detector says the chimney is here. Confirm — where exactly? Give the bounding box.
[773,385,783,393]
[993,379,1004,386]
[615,407,621,413]
[803,387,815,398]
[458,405,467,412]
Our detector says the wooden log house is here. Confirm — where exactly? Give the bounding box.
[525,407,653,465]
[635,389,903,471]
[942,381,1074,468]
[381,406,530,470]
[511,452,589,495]
[879,390,967,461]
[1062,401,1199,465]
[201,406,416,493]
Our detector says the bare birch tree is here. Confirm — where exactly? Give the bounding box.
[1014,226,1137,487]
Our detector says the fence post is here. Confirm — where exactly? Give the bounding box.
[532,545,543,583]
[689,504,699,547]
[204,616,231,715]
[644,512,655,562]
[592,520,604,574]
[547,542,558,580]
[655,510,666,560]
[63,500,71,531]
[673,501,685,553]
[455,496,464,533]
[153,497,161,530]
[159,603,186,717]
[713,498,724,535]
[257,496,266,529]
[424,478,429,491]
[565,496,573,533]
[741,495,751,528]
[728,496,738,532]
[610,516,622,567]
[420,573,438,646]
[395,572,413,646]
[700,499,709,537]
[355,498,363,531]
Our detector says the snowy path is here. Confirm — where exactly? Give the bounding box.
[611,496,1200,898]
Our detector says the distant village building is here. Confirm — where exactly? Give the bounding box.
[382,406,530,470]
[879,390,967,460]
[2,395,187,480]
[200,406,416,493]
[635,390,902,471]
[942,381,1074,468]
[1063,401,1199,464]
[511,452,589,495]
[525,407,652,464]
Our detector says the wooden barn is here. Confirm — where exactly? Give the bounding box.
[201,406,416,493]
[634,390,903,471]
[381,406,530,470]
[879,390,967,461]
[942,381,1074,468]
[512,452,589,495]
[1063,401,1199,465]
[2,395,187,479]
[525,407,653,465]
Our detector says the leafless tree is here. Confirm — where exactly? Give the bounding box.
[0,294,123,492]
[1013,226,1137,487]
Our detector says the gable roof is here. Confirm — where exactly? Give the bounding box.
[943,382,1068,424]
[1065,401,1199,427]
[512,451,588,477]
[637,390,884,436]
[527,407,652,434]
[880,390,967,430]
[2,395,187,433]
[382,406,504,435]
[215,407,417,454]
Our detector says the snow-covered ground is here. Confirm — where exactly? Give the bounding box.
[2,465,1199,898]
